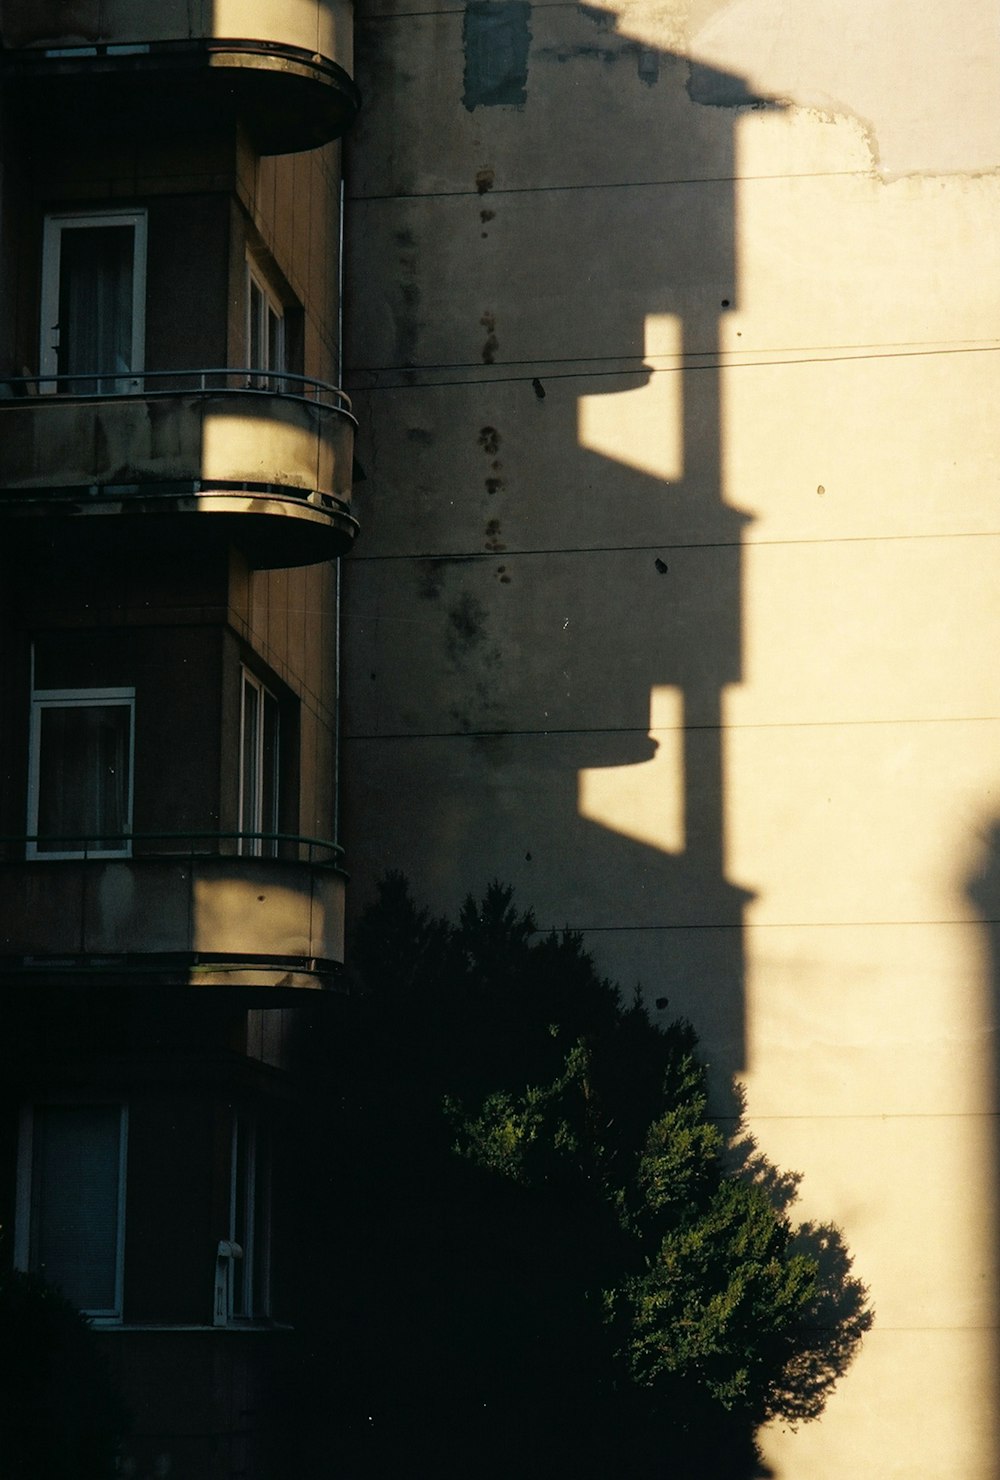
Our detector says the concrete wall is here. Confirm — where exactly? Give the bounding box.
[342,0,1000,1474]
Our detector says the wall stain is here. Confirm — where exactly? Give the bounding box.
[393,233,421,367]
[479,428,505,496]
[475,166,495,194]
[480,309,499,363]
[446,597,504,731]
[457,654,504,729]
[463,2,531,111]
[637,48,659,85]
[418,556,471,602]
[536,42,618,65]
[535,37,661,84]
[418,562,444,602]
[407,427,434,444]
[576,4,613,30]
[447,591,487,651]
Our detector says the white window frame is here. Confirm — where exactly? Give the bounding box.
[215,1112,271,1325]
[27,685,136,859]
[239,668,280,858]
[14,1102,129,1326]
[245,256,285,388]
[40,208,147,393]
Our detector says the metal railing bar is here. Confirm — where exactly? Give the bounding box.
[0,368,353,416]
[0,830,344,862]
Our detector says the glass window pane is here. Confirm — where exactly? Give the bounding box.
[252,1129,271,1317]
[30,1105,122,1314]
[36,703,130,852]
[241,673,282,857]
[241,677,261,854]
[229,1116,270,1320]
[249,278,263,371]
[232,1119,250,1318]
[58,225,134,392]
[262,691,280,856]
[267,303,283,375]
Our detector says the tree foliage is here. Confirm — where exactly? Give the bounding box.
[323,876,871,1480]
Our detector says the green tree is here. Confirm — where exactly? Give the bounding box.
[322,876,871,1480]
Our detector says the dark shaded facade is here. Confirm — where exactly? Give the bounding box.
[0,5,358,1473]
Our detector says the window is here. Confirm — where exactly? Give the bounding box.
[246,259,285,388]
[239,669,279,858]
[28,686,135,858]
[40,210,147,393]
[215,1114,271,1325]
[15,1104,128,1322]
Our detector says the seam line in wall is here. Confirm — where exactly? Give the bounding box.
[342,714,1000,741]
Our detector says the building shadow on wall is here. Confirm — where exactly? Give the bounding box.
[343,15,878,1476]
[442,37,766,1102]
[966,821,1000,1479]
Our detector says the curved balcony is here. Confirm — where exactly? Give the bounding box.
[0,833,346,990]
[0,372,358,568]
[0,0,358,153]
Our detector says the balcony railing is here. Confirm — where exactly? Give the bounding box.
[5,830,344,863]
[0,1,358,153]
[0,832,347,989]
[4,369,353,412]
[0,371,358,567]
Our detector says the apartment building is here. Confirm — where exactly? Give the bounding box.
[0,4,358,1475]
[3,1,1000,1476]
[342,2,1000,1477]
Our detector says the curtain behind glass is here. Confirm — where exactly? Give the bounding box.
[241,679,261,854]
[36,703,131,852]
[57,225,134,392]
[262,690,280,857]
[29,1105,122,1314]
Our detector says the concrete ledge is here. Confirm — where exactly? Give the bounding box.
[0,389,358,565]
[0,2,358,150]
[0,856,346,988]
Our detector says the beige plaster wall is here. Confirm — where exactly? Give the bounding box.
[343,0,1000,1473]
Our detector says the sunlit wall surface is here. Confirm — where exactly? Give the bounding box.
[343,1,1000,1473]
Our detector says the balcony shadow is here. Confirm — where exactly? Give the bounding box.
[339,7,888,1472]
[344,30,772,1104]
